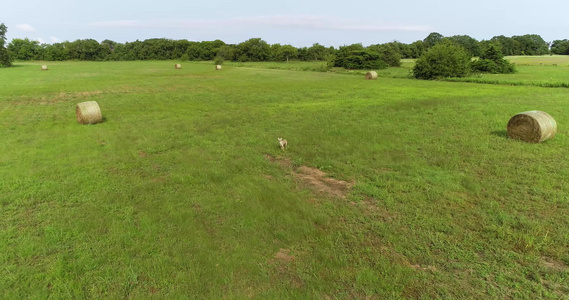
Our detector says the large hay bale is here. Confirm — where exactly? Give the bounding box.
[365,71,378,80]
[507,110,557,143]
[215,65,222,70]
[41,65,48,71]
[76,101,103,125]
[175,64,182,69]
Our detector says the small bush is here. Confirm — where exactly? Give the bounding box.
[0,47,11,67]
[214,55,224,65]
[413,41,471,79]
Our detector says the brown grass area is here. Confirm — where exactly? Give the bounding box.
[9,90,104,106]
[272,248,295,263]
[541,256,568,271]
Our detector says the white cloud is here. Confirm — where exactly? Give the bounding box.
[37,38,46,44]
[16,24,37,32]
[50,36,60,43]
[90,15,433,33]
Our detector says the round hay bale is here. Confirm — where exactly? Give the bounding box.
[175,64,182,69]
[76,101,103,125]
[507,110,557,143]
[365,71,377,80]
[41,65,48,71]
[215,65,222,70]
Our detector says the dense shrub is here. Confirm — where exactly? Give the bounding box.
[339,49,386,69]
[412,41,471,79]
[334,45,387,70]
[368,45,401,67]
[471,44,516,74]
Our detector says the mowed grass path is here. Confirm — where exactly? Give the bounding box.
[1,61,568,298]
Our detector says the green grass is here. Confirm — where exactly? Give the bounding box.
[223,60,329,72]
[1,60,569,299]
[389,55,569,88]
[507,55,569,66]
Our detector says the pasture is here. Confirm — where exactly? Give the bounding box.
[1,60,568,299]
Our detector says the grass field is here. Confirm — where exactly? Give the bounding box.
[1,60,569,299]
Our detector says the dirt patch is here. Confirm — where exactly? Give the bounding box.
[294,166,353,199]
[350,197,399,221]
[410,264,437,272]
[541,257,567,271]
[265,154,353,199]
[273,248,295,263]
[268,248,304,289]
[264,154,292,168]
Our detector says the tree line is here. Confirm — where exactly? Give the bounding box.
[0,21,566,69]
[3,33,559,62]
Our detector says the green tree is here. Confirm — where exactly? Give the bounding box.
[297,47,309,61]
[101,39,116,51]
[446,35,481,57]
[68,39,109,61]
[413,40,471,79]
[236,38,270,62]
[0,23,12,67]
[512,34,549,55]
[110,42,137,61]
[307,43,327,60]
[7,38,42,60]
[334,44,386,70]
[423,32,444,49]
[511,34,549,55]
[186,42,205,60]
[42,42,69,61]
[471,44,516,74]
[368,44,401,67]
[281,45,298,62]
[216,44,238,61]
[269,43,284,61]
[381,41,412,58]
[489,35,520,56]
[551,39,569,55]
[409,40,425,58]
[172,40,190,59]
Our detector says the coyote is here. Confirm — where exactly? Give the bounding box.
[278,138,288,151]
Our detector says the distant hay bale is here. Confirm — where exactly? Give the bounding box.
[76,101,103,125]
[175,64,182,69]
[365,71,377,80]
[215,65,222,70]
[41,65,48,71]
[507,110,557,143]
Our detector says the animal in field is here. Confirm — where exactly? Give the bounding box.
[278,138,287,151]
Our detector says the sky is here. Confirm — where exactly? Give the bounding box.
[3,0,569,47]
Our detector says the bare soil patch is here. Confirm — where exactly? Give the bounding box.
[410,264,437,272]
[265,154,353,198]
[294,165,353,199]
[273,248,295,263]
[541,257,567,271]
